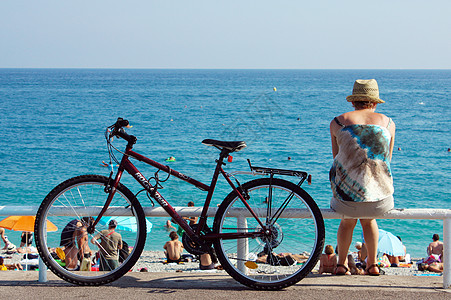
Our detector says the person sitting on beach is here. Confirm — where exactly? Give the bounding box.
[329,79,396,276]
[418,262,444,273]
[199,253,216,270]
[163,231,183,264]
[319,245,337,274]
[427,234,443,261]
[0,256,23,271]
[91,219,123,271]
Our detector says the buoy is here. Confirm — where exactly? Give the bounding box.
[273,87,277,91]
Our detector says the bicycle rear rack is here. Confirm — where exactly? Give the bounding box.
[229,159,312,186]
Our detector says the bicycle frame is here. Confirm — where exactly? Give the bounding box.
[92,143,265,243]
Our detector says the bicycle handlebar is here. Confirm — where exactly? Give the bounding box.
[110,117,137,145]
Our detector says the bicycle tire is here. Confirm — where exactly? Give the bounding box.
[35,174,146,286]
[213,178,324,290]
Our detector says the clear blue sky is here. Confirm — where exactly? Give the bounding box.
[1,1,450,69]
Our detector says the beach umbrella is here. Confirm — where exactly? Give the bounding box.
[99,216,152,233]
[0,216,57,232]
[377,229,404,257]
[0,216,58,271]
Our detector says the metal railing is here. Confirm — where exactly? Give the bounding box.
[0,206,449,288]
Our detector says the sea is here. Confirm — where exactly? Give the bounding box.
[0,69,449,259]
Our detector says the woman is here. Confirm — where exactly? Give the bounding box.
[319,245,337,274]
[329,79,396,276]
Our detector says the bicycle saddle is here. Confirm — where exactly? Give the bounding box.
[202,139,247,152]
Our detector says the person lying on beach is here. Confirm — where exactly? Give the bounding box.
[319,245,337,274]
[16,245,38,254]
[0,256,23,271]
[418,262,444,273]
[163,231,183,263]
[256,250,306,266]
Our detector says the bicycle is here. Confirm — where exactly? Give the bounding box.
[35,118,325,290]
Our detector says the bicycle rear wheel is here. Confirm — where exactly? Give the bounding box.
[35,174,146,286]
[213,178,324,290]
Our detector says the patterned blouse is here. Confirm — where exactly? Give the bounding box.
[330,117,394,202]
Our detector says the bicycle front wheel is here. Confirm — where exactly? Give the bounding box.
[35,174,146,286]
[213,178,324,290]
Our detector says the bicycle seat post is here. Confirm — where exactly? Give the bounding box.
[195,148,229,235]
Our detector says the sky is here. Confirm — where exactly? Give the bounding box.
[0,1,450,69]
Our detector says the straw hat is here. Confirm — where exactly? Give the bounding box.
[346,79,384,103]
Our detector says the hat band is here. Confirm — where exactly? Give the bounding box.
[352,87,378,94]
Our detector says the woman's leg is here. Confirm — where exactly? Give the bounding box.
[360,219,379,274]
[336,219,357,273]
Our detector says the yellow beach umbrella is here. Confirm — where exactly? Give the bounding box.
[0,216,58,232]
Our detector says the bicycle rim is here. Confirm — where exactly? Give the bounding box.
[213,178,324,290]
[35,175,146,285]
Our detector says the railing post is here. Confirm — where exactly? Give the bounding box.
[443,218,450,289]
[39,219,47,282]
[237,216,248,274]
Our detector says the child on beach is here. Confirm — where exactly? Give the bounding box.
[163,231,184,263]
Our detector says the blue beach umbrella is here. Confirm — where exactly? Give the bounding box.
[377,229,404,256]
[99,216,153,233]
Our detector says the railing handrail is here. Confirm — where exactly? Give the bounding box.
[0,206,449,288]
[1,206,450,219]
